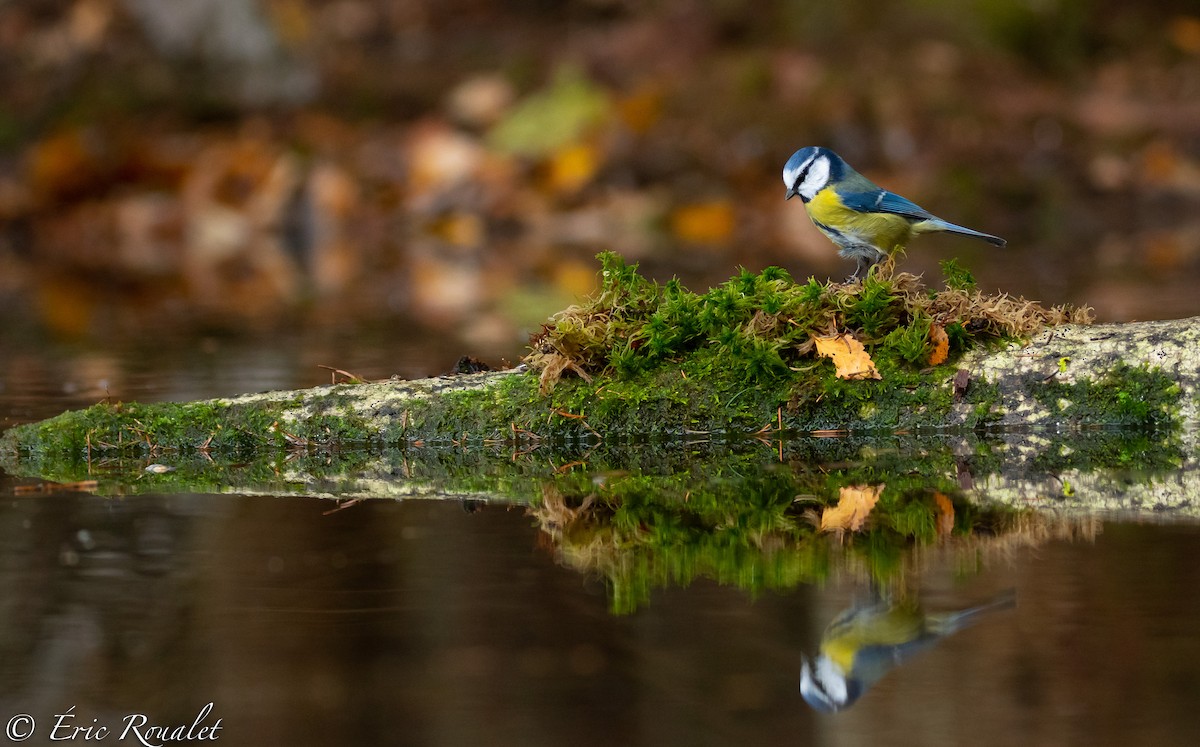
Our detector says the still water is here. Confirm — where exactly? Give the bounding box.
[3,333,1200,746]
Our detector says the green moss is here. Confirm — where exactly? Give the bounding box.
[1028,363,1180,430]
[523,252,1089,436]
[939,258,977,292]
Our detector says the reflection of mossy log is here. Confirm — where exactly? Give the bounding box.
[1,256,1197,459]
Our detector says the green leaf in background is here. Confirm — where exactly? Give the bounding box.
[488,66,611,157]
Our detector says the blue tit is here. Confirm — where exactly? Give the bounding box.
[800,589,1016,713]
[782,146,1006,280]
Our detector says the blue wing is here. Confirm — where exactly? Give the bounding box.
[838,187,1008,246]
[838,189,936,221]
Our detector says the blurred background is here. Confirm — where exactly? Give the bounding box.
[2,0,1200,376]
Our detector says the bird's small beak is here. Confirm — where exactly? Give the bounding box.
[785,186,798,201]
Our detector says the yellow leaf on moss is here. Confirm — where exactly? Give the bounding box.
[820,484,883,534]
[928,323,950,366]
[813,333,881,380]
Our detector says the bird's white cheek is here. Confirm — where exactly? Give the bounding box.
[798,157,830,200]
[815,656,849,704]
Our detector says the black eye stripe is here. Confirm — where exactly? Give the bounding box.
[795,159,813,186]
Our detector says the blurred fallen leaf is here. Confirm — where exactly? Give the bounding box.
[1169,16,1200,55]
[424,212,485,247]
[553,259,601,298]
[407,123,485,195]
[69,0,113,49]
[616,83,664,134]
[928,323,949,366]
[36,275,97,338]
[1144,232,1186,270]
[27,129,102,202]
[1139,140,1180,185]
[813,333,881,380]
[448,74,516,128]
[545,141,600,195]
[821,484,883,534]
[488,66,610,157]
[266,0,313,45]
[933,491,955,537]
[409,245,485,323]
[670,200,735,244]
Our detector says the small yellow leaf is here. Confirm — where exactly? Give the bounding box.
[813,333,881,380]
[820,484,884,534]
[928,323,950,366]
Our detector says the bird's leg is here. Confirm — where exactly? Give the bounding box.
[846,255,872,283]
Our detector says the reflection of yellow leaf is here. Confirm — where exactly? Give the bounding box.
[933,491,955,537]
[813,333,881,380]
[670,200,735,244]
[928,323,949,366]
[821,484,883,534]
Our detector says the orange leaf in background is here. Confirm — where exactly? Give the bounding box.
[1169,16,1200,55]
[813,333,881,380]
[821,484,884,534]
[545,142,600,195]
[933,491,955,537]
[553,259,600,297]
[670,200,736,244]
[928,323,950,366]
[617,84,664,134]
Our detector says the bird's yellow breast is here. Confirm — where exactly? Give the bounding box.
[806,188,915,252]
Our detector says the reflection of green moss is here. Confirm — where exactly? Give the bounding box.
[1031,431,1184,473]
[533,448,1032,613]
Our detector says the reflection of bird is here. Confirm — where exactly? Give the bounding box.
[800,589,1016,713]
[782,146,1006,280]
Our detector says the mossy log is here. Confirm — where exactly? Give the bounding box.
[1,251,1196,464]
[1,316,1197,460]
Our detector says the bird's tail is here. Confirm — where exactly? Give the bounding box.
[922,219,1007,247]
[928,589,1017,636]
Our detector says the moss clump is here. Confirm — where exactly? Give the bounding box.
[521,252,1090,434]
